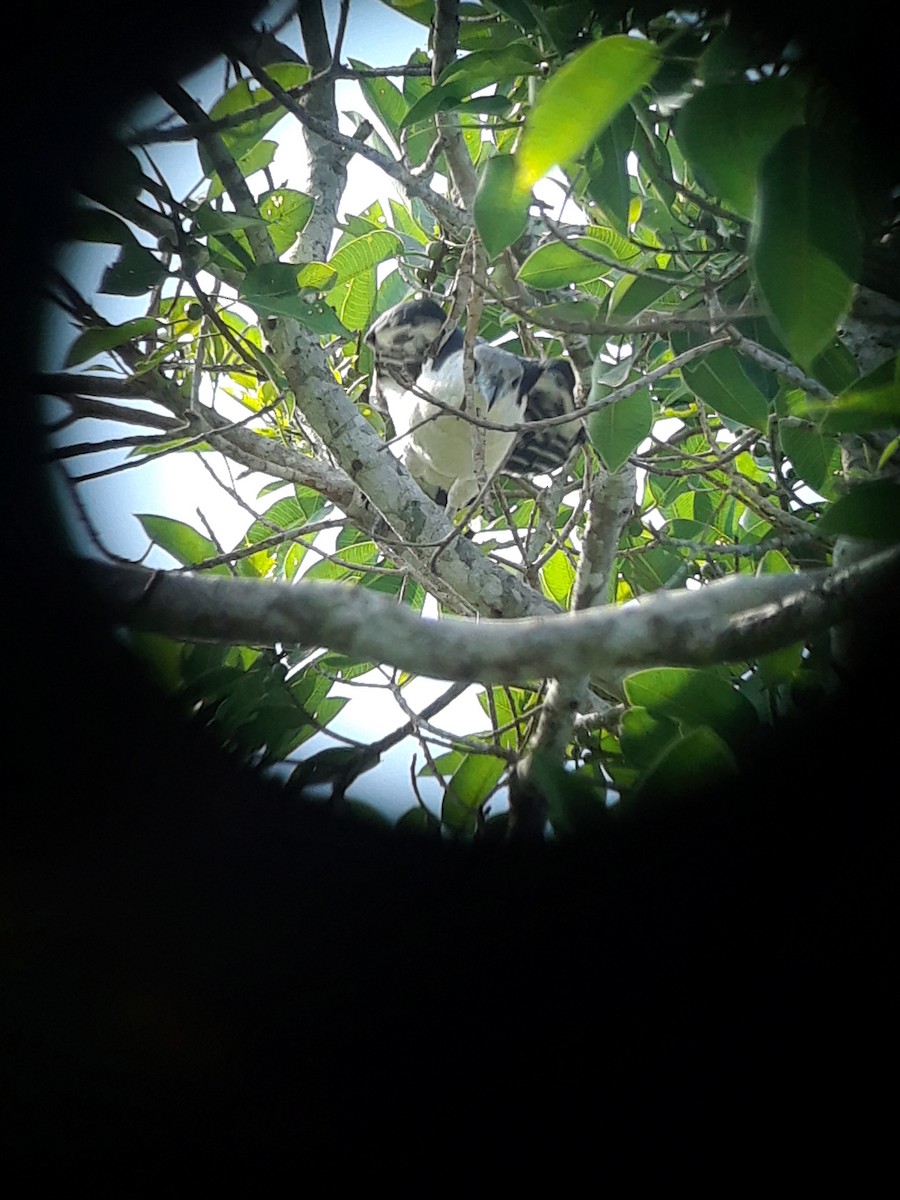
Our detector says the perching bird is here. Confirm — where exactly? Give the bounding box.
[365,298,583,511]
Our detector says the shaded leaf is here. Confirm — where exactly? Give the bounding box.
[240,263,348,334]
[65,318,160,367]
[624,667,759,746]
[585,107,636,232]
[819,356,900,434]
[751,127,859,367]
[677,77,804,217]
[817,481,900,542]
[588,387,653,472]
[619,706,679,768]
[634,726,738,802]
[100,243,167,297]
[779,421,839,494]
[673,336,769,432]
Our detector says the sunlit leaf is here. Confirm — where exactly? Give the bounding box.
[136,514,230,573]
[350,59,408,143]
[474,154,529,257]
[328,230,403,282]
[540,549,576,606]
[258,189,315,255]
[516,35,660,190]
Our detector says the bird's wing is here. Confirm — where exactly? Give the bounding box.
[505,358,584,476]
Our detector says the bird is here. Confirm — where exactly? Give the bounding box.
[365,297,583,511]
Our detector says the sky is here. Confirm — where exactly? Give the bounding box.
[47,0,502,821]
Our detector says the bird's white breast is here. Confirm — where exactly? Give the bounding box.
[388,343,527,509]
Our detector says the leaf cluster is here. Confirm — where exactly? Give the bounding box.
[49,1,900,837]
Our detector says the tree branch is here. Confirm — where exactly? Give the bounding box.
[510,463,637,835]
[82,546,900,685]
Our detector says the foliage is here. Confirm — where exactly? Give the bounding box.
[47,0,899,838]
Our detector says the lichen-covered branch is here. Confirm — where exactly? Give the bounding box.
[84,545,900,684]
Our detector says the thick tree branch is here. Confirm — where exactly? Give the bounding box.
[82,546,900,685]
[432,0,478,210]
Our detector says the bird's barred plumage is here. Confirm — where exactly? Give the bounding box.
[365,298,583,510]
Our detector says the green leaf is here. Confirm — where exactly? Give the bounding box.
[819,356,900,434]
[328,266,377,332]
[288,746,363,793]
[619,706,679,768]
[438,41,539,91]
[540,549,576,606]
[203,67,310,171]
[676,78,804,218]
[527,753,608,836]
[350,59,408,143]
[447,753,506,808]
[396,807,440,835]
[483,0,538,30]
[588,386,652,472]
[327,230,403,283]
[69,207,139,247]
[585,107,636,232]
[538,299,605,323]
[400,83,465,130]
[401,50,437,166]
[258,189,315,256]
[516,35,660,190]
[608,272,679,320]
[673,336,770,432]
[817,481,900,542]
[621,546,684,593]
[137,514,229,573]
[810,339,859,395]
[240,263,348,335]
[779,421,839,494]
[389,199,429,245]
[634,726,738,803]
[624,667,759,746]
[751,127,859,368]
[442,752,506,834]
[65,318,160,367]
[474,154,529,258]
[99,243,167,297]
[517,239,605,287]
